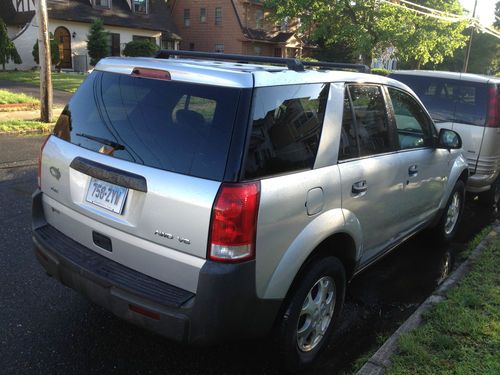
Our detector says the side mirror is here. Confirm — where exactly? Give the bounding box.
[438,128,462,150]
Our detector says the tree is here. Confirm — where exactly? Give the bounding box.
[87,19,109,66]
[32,32,60,66]
[264,0,467,67]
[122,39,159,57]
[0,17,22,70]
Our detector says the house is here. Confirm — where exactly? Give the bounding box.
[170,0,308,58]
[1,0,181,71]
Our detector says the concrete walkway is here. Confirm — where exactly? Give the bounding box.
[0,79,72,107]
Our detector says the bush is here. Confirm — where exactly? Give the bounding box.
[87,19,109,66]
[32,32,60,65]
[0,16,21,70]
[123,40,159,57]
[371,68,390,76]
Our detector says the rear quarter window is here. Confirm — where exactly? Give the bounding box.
[243,83,329,179]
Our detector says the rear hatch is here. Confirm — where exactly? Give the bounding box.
[389,73,491,174]
[39,68,248,291]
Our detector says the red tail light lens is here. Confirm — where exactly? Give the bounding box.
[131,68,171,80]
[487,85,499,128]
[37,135,51,189]
[208,182,260,262]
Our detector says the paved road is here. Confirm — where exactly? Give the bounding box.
[0,80,72,107]
[0,135,496,374]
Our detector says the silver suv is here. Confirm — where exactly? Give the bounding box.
[33,51,468,371]
[389,71,500,206]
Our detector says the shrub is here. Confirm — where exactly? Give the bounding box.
[371,68,390,76]
[32,32,60,65]
[87,19,109,66]
[123,39,159,57]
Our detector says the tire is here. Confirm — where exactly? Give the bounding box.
[274,257,346,373]
[433,180,465,243]
[478,176,500,208]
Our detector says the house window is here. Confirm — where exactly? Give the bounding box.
[133,0,148,14]
[94,0,111,8]
[254,46,262,55]
[184,9,191,27]
[133,35,156,44]
[189,43,195,50]
[200,8,207,23]
[215,43,224,53]
[215,7,222,25]
[274,48,282,57]
[108,33,121,56]
[256,9,264,29]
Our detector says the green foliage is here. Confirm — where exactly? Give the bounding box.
[371,68,390,76]
[87,19,109,66]
[0,89,38,105]
[122,39,159,57]
[0,17,22,70]
[32,33,60,66]
[264,0,467,68]
[0,71,85,93]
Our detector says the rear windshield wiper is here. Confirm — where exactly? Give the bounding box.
[76,133,125,151]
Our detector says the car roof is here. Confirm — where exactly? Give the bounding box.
[390,70,500,84]
[94,56,411,90]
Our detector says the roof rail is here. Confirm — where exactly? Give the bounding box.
[154,50,371,74]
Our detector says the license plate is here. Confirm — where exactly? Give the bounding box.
[85,178,128,214]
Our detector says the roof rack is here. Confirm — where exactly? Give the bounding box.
[154,50,371,74]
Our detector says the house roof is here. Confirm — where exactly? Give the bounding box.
[0,1,33,25]
[2,0,180,38]
[242,27,297,45]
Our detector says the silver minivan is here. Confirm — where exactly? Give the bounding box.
[389,71,500,206]
[33,52,468,371]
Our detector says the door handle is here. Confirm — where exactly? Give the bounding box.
[352,180,368,196]
[408,165,418,177]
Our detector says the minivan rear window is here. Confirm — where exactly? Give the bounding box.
[53,71,242,181]
[390,74,488,127]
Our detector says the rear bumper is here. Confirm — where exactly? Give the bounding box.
[32,190,281,344]
[466,171,498,193]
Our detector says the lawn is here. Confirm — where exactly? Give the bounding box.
[387,234,500,374]
[0,71,85,93]
[0,119,54,133]
[0,89,39,105]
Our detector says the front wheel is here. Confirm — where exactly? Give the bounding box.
[434,180,465,243]
[274,257,346,372]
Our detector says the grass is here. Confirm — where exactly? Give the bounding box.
[0,71,85,93]
[0,119,54,133]
[386,234,500,374]
[0,89,39,105]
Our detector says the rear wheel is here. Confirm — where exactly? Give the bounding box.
[433,180,465,243]
[274,257,346,372]
[478,176,500,208]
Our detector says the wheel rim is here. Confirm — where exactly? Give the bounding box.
[444,191,460,235]
[296,276,336,352]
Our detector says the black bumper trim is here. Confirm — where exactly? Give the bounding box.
[34,225,194,308]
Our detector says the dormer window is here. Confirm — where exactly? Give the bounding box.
[94,0,111,8]
[133,0,148,14]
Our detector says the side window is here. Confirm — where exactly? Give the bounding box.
[339,89,359,160]
[243,83,329,179]
[388,87,434,150]
[348,85,395,157]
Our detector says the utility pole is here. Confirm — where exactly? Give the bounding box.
[36,0,53,123]
[463,0,478,73]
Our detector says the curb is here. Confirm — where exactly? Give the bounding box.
[356,223,500,375]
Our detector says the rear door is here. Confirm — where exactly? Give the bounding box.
[338,84,404,263]
[41,70,245,290]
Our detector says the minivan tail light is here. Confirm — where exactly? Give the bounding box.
[487,85,499,128]
[37,135,51,189]
[208,182,260,262]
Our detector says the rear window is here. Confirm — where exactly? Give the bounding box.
[243,83,329,179]
[53,71,242,180]
[390,74,488,126]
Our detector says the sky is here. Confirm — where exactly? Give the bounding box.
[460,0,496,26]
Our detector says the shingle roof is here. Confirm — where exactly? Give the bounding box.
[2,0,179,38]
[242,27,297,44]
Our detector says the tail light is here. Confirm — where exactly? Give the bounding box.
[208,182,260,262]
[486,84,499,128]
[37,135,51,189]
